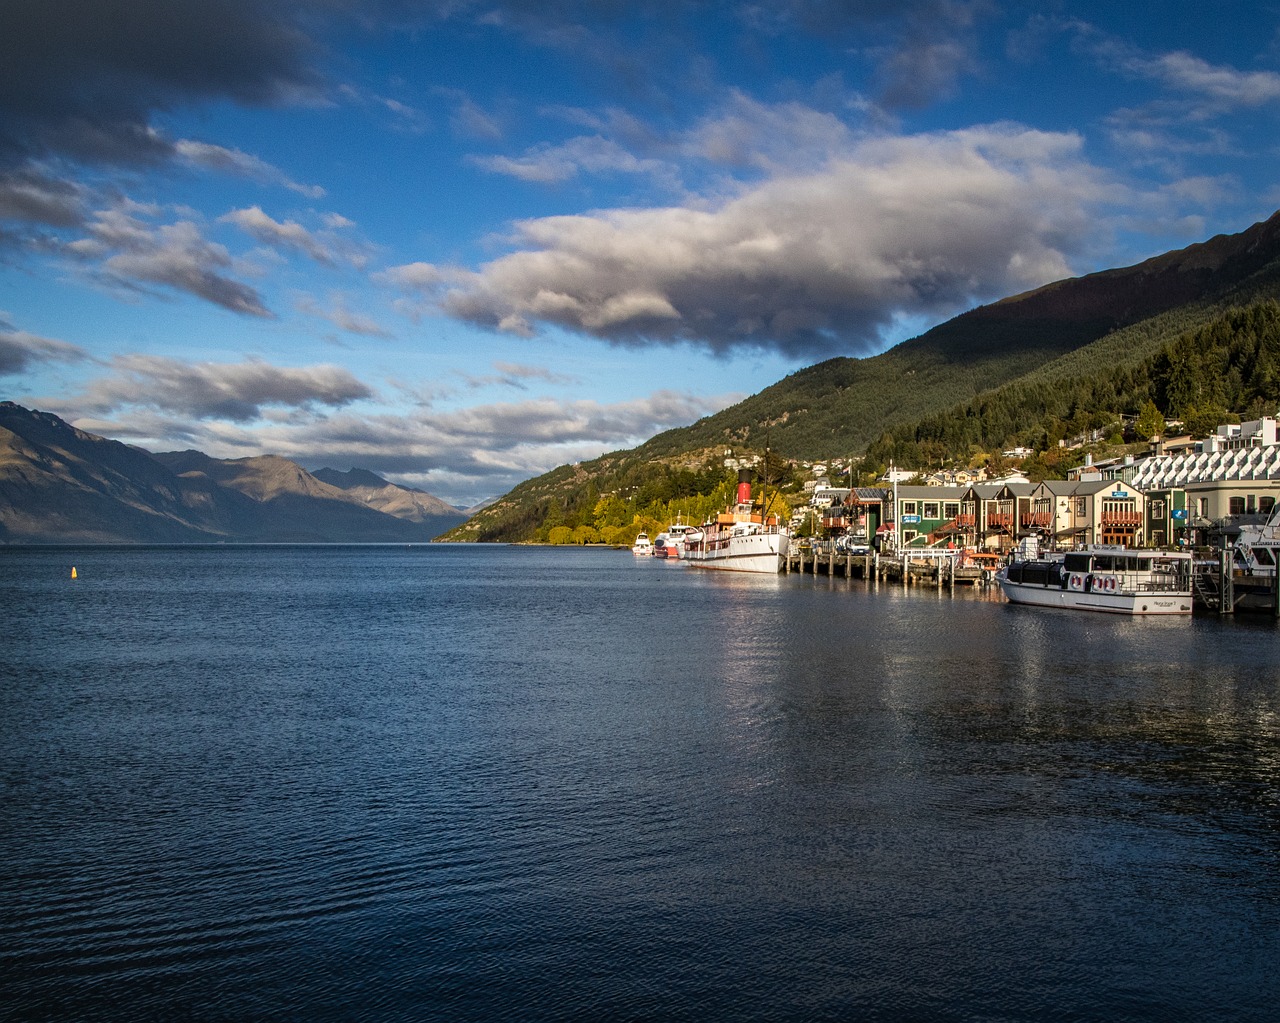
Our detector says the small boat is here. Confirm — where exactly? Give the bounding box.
[1231,501,1280,578]
[653,522,693,559]
[631,532,653,556]
[1193,502,1280,612]
[996,539,1193,615]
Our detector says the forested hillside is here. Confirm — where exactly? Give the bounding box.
[633,211,1280,461]
[863,300,1280,476]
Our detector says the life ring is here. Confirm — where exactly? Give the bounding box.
[1103,576,1116,593]
[1068,573,1084,591]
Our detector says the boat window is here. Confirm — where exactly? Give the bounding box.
[1093,555,1113,571]
[1063,553,1091,573]
[1253,547,1276,567]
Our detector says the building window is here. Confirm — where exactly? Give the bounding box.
[903,530,918,544]
[944,502,959,518]
[1150,499,1165,518]
[1197,498,1208,518]
[923,502,939,519]
[1262,497,1276,514]
[902,501,917,515]
[1247,494,1257,514]
[1076,497,1087,516]
[1230,497,1246,515]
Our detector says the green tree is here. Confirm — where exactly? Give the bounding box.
[1134,399,1166,440]
[1182,401,1232,438]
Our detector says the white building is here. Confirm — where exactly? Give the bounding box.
[1129,417,1280,491]
[1129,416,1280,528]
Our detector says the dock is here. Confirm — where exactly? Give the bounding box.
[1192,549,1280,615]
[784,542,997,589]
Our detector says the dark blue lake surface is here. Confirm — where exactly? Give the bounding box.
[2,544,1279,1022]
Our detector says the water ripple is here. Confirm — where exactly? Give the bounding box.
[2,545,1279,1021]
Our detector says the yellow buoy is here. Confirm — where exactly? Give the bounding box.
[70,566,77,579]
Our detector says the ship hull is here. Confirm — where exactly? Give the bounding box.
[997,577,1192,615]
[684,530,787,573]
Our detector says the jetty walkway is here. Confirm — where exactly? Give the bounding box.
[784,542,998,590]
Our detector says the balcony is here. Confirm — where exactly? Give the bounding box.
[987,512,1013,530]
[1101,511,1142,526]
[1020,512,1052,528]
[956,513,975,527]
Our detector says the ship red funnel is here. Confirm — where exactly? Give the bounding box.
[737,468,752,506]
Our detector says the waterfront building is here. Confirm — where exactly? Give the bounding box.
[1142,487,1192,549]
[1017,479,1144,547]
[821,488,888,542]
[1129,416,1280,544]
[891,485,968,547]
[955,482,1035,551]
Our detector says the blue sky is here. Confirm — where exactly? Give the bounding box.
[3,1,1280,507]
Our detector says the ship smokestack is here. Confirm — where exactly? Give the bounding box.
[737,468,752,506]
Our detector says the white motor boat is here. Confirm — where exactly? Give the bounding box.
[996,539,1193,615]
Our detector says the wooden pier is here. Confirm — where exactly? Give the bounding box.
[783,542,997,589]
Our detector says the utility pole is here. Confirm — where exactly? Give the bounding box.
[891,460,900,552]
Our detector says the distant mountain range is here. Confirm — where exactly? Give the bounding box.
[0,402,467,543]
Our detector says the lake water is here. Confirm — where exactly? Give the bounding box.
[2,544,1278,1022]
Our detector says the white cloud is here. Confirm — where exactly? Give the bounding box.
[682,92,855,174]
[0,168,88,227]
[175,140,326,198]
[72,208,272,317]
[457,361,581,391]
[470,134,678,186]
[296,292,392,337]
[337,83,431,134]
[1062,19,1280,123]
[60,355,375,421]
[221,205,354,266]
[1128,51,1280,109]
[0,323,90,375]
[385,123,1111,357]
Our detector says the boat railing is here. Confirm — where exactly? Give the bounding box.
[1114,570,1192,594]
